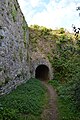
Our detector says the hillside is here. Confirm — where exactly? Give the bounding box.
[29,25,76,63]
[29,25,80,119]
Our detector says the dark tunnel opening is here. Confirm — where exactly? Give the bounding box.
[35,65,49,81]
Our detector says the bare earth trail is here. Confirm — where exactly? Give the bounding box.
[41,81,58,120]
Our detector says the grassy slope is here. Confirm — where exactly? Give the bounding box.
[0,78,48,120]
[30,25,80,120]
[49,80,79,120]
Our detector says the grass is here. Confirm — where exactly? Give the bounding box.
[0,78,48,120]
[49,80,80,120]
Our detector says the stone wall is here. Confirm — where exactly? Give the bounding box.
[0,0,30,95]
[30,58,53,80]
[30,51,53,80]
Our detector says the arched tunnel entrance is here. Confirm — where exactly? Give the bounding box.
[35,65,49,81]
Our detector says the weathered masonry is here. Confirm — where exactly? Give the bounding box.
[0,0,30,95]
[0,0,53,96]
[30,58,53,81]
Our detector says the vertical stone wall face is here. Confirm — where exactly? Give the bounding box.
[0,0,30,95]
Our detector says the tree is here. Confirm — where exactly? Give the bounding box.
[76,6,80,16]
[72,6,80,39]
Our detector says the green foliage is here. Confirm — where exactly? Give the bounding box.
[59,28,65,34]
[50,39,80,119]
[76,39,80,47]
[59,34,67,43]
[11,4,17,22]
[74,81,80,111]
[49,80,80,120]
[0,78,48,119]
[40,26,50,36]
[0,107,19,120]
[30,25,40,29]
[29,25,80,119]
[31,38,37,44]
[30,25,51,36]
[47,27,80,119]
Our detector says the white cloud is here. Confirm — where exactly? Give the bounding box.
[18,0,80,32]
[29,0,41,8]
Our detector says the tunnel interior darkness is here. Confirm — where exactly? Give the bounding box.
[35,65,49,81]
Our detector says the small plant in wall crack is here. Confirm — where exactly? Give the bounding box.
[11,4,17,22]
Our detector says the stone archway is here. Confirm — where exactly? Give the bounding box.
[35,64,49,81]
[30,58,53,80]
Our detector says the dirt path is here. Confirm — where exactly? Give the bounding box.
[41,82,58,120]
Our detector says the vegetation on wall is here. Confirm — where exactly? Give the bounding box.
[22,17,28,48]
[29,25,80,119]
[19,48,23,62]
[0,23,80,119]
[11,4,17,22]
[49,29,80,119]
[0,35,4,39]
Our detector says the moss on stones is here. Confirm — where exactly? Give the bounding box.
[5,76,11,84]
[0,35,4,39]
[22,18,28,48]
[19,49,23,61]
[11,4,17,22]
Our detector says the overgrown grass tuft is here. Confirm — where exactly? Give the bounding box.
[0,78,48,120]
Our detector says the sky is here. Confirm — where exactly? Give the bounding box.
[17,0,80,32]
